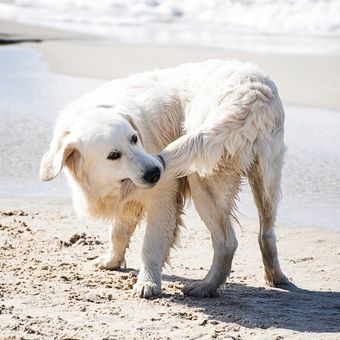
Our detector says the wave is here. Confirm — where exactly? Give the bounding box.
[1,0,340,54]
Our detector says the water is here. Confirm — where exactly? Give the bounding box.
[0,45,339,230]
[0,46,104,197]
[239,105,340,230]
[1,0,340,54]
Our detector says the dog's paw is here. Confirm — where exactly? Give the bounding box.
[93,254,125,271]
[265,271,290,287]
[183,281,218,298]
[132,281,161,299]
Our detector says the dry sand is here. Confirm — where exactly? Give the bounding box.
[1,198,340,339]
[0,21,340,339]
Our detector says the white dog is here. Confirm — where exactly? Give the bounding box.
[40,59,289,298]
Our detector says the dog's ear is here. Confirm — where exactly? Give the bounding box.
[39,127,79,181]
[39,142,78,181]
[124,114,144,146]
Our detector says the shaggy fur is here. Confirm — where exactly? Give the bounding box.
[40,59,289,298]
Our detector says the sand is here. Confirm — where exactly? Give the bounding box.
[0,21,340,339]
[35,41,340,111]
[1,20,340,110]
[1,198,340,339]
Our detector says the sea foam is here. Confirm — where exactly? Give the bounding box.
[1,0,340,54]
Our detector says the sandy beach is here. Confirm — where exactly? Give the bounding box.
[0,20,340,339]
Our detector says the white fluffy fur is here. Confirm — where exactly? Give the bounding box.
[40,59,289,298]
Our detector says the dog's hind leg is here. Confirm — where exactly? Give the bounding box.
[247,142,289,287]
[183,172,240,297]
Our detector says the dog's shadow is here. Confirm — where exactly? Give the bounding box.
[149,272,339,333]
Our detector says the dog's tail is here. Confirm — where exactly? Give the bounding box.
[160,80,285,179]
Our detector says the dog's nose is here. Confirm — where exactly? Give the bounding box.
[143,166,161,185]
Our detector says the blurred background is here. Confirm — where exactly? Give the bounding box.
[1,0,340,53]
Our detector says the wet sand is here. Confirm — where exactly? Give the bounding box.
[1,20,340,110]
[0,20,340,339]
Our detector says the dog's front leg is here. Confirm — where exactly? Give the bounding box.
[133,187,179,298]
[95,218,137,270]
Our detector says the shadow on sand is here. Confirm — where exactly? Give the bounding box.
[159,274,340,333]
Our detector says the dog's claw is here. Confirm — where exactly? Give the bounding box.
[183,281,218,298]
[132,281,161,298]
[93,255,125,271]
[265,271,290,287]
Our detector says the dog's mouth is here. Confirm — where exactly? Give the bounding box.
[119,178,137,200]
[120,155,164,189]
[120,177,156,189]
[119,178,156,201]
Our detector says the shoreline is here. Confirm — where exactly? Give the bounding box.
[34,41,340,111]
[1,19,340,110]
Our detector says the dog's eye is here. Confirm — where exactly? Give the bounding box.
[107,151,121,160]
[131,134,138,144]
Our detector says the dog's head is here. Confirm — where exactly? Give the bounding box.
[39,108,164,197]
